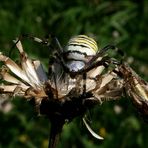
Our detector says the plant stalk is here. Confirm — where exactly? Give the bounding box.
[48,120,64,148]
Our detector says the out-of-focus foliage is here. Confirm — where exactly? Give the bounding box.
[0,0,148,148]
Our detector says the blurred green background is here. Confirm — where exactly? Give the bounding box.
[0,0,148,148]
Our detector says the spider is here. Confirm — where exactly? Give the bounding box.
[0,34,148,148]
[12,34,123,97]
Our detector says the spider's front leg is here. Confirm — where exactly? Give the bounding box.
[9,33,64,58]
[118,63,148,122]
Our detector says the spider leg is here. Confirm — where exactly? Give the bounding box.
[87,44,124,67]
[9,34,64,57]
[45,34,63,53]
[70,56,120,77]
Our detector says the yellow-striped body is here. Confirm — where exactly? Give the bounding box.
[66,35,98,72]
[67,35,98,55]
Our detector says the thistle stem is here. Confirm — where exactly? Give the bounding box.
[48,121,64,148]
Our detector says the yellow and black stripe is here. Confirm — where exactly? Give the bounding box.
[67,35,98,55]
